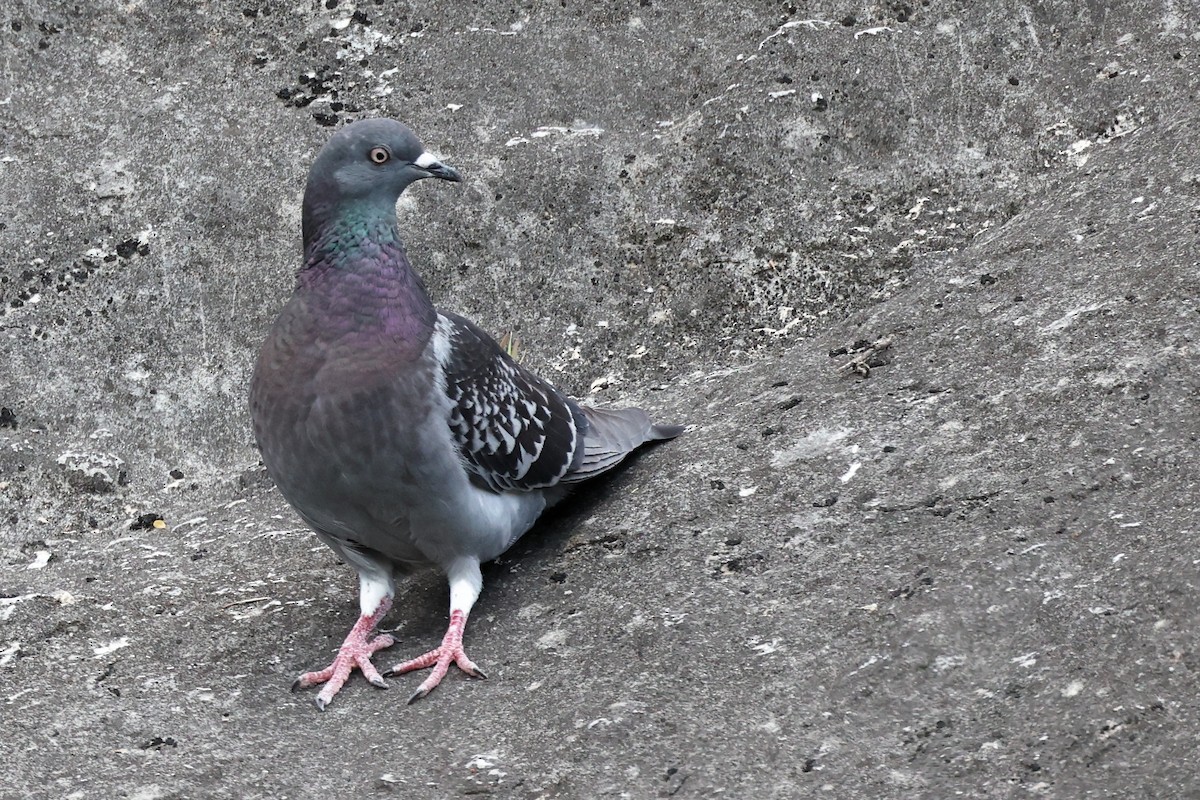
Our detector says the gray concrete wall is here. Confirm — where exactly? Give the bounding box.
[2,1,1198,797]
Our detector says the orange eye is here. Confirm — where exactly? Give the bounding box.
[368,147,390,164]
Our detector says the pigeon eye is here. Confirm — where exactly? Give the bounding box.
[368,147,390,164]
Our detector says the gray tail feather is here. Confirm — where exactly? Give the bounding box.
[561,405,683,483]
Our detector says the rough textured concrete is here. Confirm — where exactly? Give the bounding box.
[2,1,1198,797]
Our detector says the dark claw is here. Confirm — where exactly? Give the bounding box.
[368,676,390,689]
[314,696,328,712]
[471,667,488,680]
[406,687,429,705]
[291,678,303,693]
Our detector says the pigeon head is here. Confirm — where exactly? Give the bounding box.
[310,118,461,197]
[302,118,460,248]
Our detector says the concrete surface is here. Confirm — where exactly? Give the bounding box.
[2,1,1198,797]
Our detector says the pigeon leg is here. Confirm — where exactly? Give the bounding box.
[293,570,396,710]
[390,558,486,704]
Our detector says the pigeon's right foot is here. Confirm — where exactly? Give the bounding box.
[293,600,395,710]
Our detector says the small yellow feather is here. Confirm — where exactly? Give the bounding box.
[498,331,521,361]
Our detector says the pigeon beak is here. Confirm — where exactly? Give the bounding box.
[415,151,461,183]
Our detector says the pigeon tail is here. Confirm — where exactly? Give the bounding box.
[649,421,687,440]
[562,405,683,483]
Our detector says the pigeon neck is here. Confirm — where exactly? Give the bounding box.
[302,194,402,261]
[299,200,437,352]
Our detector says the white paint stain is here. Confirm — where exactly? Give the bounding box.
[1011,652,1038,668]
[0,642,20,667]
[465,751,501,770]
[93,637,131,658]
[749,637,781,656]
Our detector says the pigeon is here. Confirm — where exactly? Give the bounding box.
[249,118,682,709]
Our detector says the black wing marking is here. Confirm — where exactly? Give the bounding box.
[438,312,587,493]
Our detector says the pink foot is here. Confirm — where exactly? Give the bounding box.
[389,609,486,704]
[293,599,395,710]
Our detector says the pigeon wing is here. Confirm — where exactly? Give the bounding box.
[437,312,586,493]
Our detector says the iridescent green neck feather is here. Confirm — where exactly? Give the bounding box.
[298,198,437,354]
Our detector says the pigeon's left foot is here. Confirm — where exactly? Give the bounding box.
[391,609,486,704]
[293,597,394,710]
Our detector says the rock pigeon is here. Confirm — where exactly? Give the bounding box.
[249,118,682,709]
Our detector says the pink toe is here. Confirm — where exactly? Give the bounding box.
[370,633,396,653]
[390,647,441,675]
[293,616,395,708]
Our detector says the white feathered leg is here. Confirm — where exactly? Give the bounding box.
[293,569,397,710]
[390,557,486,704]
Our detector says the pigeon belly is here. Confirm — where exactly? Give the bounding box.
[251,313,546,571]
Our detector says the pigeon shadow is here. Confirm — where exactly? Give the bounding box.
[390,441,676,641]
[485,439,676,577]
